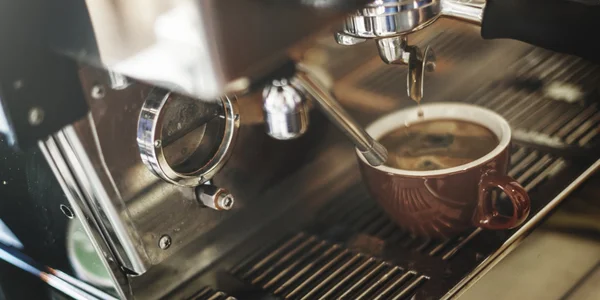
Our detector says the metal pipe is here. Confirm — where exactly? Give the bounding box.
[441,0,486,25]
[294,71,388,166]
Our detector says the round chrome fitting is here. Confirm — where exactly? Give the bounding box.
[341,0,441,39]
[137,89,240,187]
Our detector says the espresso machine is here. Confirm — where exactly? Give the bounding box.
[1,0,600,299]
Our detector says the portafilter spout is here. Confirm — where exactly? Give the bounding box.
[335,0,485,48]
[337,0,600,65]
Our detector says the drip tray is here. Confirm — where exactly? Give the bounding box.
[232,232,429,300]
[222,145,594,300]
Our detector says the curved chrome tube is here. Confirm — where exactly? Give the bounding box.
[441,0,486,25]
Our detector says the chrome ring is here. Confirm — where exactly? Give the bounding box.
[137,89,240,187]
[343,0,441,38]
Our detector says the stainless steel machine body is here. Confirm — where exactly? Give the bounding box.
[54,0,484,101]
[52,0,370,100]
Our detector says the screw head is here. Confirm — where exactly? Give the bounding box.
[158,235,171,250]
[28,107,44,126]
[218,194,234,210]
[154,140,162,148]
[13,80,24,90]
[59,204,74,219]
[91,84,106,100]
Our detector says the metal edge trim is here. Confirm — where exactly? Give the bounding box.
[442,159,600,299]
[59,126,149,273]
[38,138,132,299]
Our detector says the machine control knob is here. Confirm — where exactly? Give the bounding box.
[195,184,235,211]
[262,78,310,140]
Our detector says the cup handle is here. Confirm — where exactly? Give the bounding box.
[473,170,531,230]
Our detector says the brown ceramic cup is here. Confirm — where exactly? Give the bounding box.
[357,103,531,238]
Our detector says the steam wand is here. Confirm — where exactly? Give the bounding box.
[262,64,388,166]
[295,69,388,166]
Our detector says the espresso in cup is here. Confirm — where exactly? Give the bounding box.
[357,103,530,238]
[380,119,499,171]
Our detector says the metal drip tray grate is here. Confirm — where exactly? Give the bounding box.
[512,48,600,90]
[508,146,566,190]
[231,232,429,300]
[187,287,236,300]
[462,57,600,149]
[227,143,574,299]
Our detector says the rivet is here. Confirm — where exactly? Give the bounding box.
[91,84,106,100]
[28,107,44,126]
[158,235,171,250]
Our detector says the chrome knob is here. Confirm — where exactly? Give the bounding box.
[262,78,310,140]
